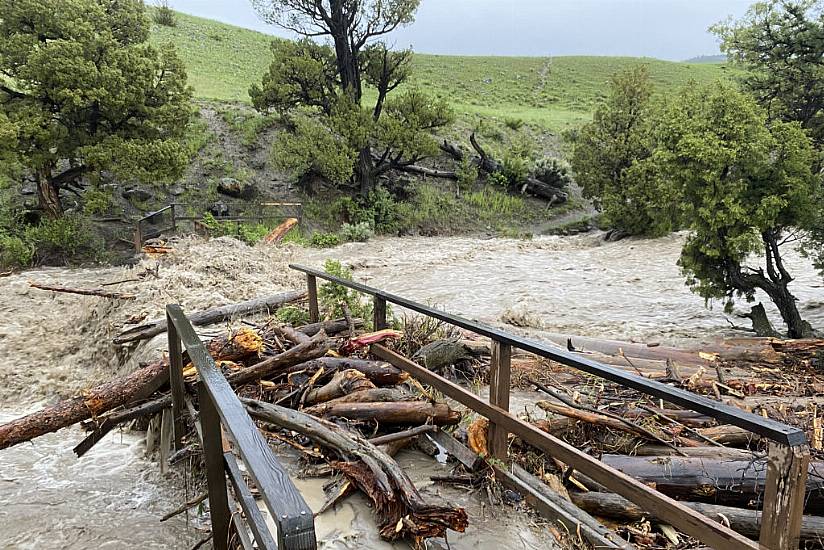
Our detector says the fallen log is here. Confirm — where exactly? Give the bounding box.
[0,359,169,450]
[113,290,305,344]
[228,330,331,386]
[285,357,409,386]
[242,398,468,542]
[297,318,363,337]
[307,388,415,407]
[412,338,478,371]
[570,491,824,543]
[303,401,461,426]
[263,218,298,244]
[30,282,136,300]
[600,454,824,512]
[304,369,376,405]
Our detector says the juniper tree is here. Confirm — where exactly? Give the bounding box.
[0,0,193,218]
[250,0,452,192]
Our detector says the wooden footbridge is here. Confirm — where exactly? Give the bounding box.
[162,263,810,550]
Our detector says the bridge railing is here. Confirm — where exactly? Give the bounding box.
[166,304,316,550]
[290,263,809,550]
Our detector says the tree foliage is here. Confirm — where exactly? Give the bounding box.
[570,66,675,235]
[250,1,451,192]
[0,0,193,218]
[713,0,824,145]
[640,84,820,337]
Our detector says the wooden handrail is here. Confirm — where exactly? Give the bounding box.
[166,304,317,550]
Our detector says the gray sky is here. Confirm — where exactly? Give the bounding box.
[168,0,754,60]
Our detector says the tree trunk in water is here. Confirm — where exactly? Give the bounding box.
[37,172,63,219]
[765,282,811,339]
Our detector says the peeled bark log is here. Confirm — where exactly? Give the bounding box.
[306,388,414,409]
[304,369,376,405]
[305,401,461,426]
[600,454,824,512]
[204,327,264,362]
[243,398,468,542]
[263,218,298,244]
[467,417,489,456]
[571,491,824,543]
[113,290,305,344]
[0,359,169,450]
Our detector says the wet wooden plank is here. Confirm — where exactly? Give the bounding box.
[760,443,810,550]
[488,340,511,460]
[307,275,319,323]
[224,451,278,550]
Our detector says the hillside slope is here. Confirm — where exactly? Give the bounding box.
[150,10,734,130]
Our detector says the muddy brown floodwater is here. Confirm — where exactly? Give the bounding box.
[1,233,822,549]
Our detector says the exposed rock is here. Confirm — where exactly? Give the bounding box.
[209,202,229,218]
[218,177,255,199]
[121,187,152,203]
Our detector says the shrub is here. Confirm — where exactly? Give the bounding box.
[501,151,531,187]
[319,260,373,323]
[504,117,525,131]
[456,157,479,190]
[532,157,573,189]
[340,221,374,242]
[310,232,341,248]
[276,305,310,326]
[0,234,33,268]
[487,171,509,187]
[153,1,177,27]
[330,188,401,235]
[83,186,114,216]
[24,215,103,264]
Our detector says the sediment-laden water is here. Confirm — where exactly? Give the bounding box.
[2,232,822,548]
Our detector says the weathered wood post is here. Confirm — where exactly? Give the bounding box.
[198,381,232,550]
[759,442,810,550]
[373,296,387,330]
[166,311,187,452]
[306,274,319,323]
[487,340,512,460]
[133,223,143,253]
[170,203,177,231]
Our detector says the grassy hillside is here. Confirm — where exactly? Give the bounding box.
[150,10,734,131]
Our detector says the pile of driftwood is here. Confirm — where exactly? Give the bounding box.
[453,333,824,548]
[0,298,469,546]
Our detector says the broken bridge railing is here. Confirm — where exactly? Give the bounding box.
[166,304,317,550]
[290,263,809,550]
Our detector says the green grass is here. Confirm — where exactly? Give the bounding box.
[151,10,735,131]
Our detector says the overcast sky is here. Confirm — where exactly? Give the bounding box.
[168,0,754,60]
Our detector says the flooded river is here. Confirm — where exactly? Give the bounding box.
[1,232,822,548]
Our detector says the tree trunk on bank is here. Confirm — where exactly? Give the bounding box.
[764,280,811,339]
[358,147,376,194]
[37,171,63,219]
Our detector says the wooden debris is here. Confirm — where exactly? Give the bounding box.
[263,217,298,244]
[29,282,136,300]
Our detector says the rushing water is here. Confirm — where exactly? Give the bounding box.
[304,232,824,347]
[2,232,823,549]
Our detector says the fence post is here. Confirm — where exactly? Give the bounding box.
[487,340,512,461]
[373,296,387,330]
[199,381,232,550]
[166,311,187,452]
[759,442,810,550]
[170,203,177,231]
[307,274,320,323]
[133,223,143,253]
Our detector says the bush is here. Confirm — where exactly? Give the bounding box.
[310,232,341,248]
[501,151,530,186]
[83,186,114,216]
[487,172,509,187]
[504,117,525,131]
[340,221,374,242]
[330,188,401,235]
[276,305,310,326]
[24,215,103,264]
[153,1,177,27]
[0,234,33,268]
[456,157,479,190]
[319,260,373,323]
[532,157,573,189]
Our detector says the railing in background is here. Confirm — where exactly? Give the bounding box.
[166,304,317,550]
[135,202,304,251]
[290,263,810,550]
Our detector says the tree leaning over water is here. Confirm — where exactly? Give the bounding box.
[639,84,820,338]
[0,0,193,219]
[250,0,453,193]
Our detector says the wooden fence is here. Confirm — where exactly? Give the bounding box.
[290,263,810,550]
[166,304,317,550]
